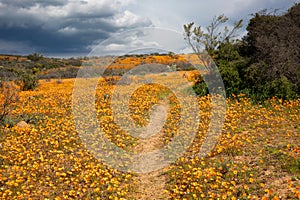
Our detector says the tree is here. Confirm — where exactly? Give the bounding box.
[214,42,248,95]
[184,15,243,96]
[27,53,43,62]
[241,3,300,99]
[184,15,243,68]
[185,4,300,100]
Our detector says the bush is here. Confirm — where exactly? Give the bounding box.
[219,63,241,96]
[15,70,39,91]
[0,81,19,125]
[27,53,43,62]
[192,81,208,97]
[265,76,298,100]
[192,69,226,97]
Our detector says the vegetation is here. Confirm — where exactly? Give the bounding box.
[184,14,243,56]
[185,3,300,101]
[166,95,300,199]
[0,81,19,126]
[240,4,300,101]
[0,3,299,199]
[0,76,299,199]
[14,69,39,91]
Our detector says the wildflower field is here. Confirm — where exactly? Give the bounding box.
[0,73,299,199]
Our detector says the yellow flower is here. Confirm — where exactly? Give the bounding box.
[260,183,265,188]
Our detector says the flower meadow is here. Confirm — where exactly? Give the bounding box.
[0,75,299,199]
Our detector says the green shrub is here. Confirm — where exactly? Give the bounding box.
[219,63,241,95]
[265,76,298,100]
[27,53,43,62]
[15,70,39,91]
[192,81,208,97]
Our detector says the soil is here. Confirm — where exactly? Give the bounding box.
[129,102,169,199]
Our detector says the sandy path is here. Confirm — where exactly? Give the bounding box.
[129,102,169,199]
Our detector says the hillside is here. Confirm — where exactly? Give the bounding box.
[0,53,196,80]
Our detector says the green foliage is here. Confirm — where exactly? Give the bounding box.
[192,81,208,97]
[219,64,241,95]
[15,70,39,91]
[27,53,43,62]
[192,42,245,97]
[240,3,300,100]
[187,3,300,101]
[184,14,243,56]
[265,76,298,100]
[192,70,225,97]
[184,15,244,97]
[263,145,300,174]
[215,42,246,96]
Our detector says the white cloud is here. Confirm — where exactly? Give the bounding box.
[125,0,297,32]
[113,10,150,27]
[104,43,126,51]
[57,26,79,34]
[0,0,151,30]
[0,0,297,56]
[88,28,188,56]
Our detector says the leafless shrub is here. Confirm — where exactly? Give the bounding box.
[104,76,119,85]
[56,78,63,84]
[0,80,20,125]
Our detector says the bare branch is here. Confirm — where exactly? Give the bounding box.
[183,15,243,68]
[0,80,20,124]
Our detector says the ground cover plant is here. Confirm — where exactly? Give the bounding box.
[0,75,299,199]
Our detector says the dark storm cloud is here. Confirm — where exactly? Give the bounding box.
[0,0,152,56]
[0,25,110,55]
[1,0,296,57]
[0,0,68,8]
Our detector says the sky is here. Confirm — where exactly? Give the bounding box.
[0,0,298,57]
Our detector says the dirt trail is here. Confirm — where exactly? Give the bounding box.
[129,102,169,200]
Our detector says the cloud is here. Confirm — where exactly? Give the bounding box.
[0,0,297,57]
[111,10,151,28]
[0,0,67,8]
[0,0,152,56]
[0,40,34,54]
[126,0,297,31]
[88,28,187,56]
